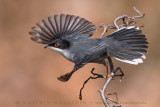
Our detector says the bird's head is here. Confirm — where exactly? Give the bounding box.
[44,39,70,53]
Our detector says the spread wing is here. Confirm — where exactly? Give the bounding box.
[29,14,96,44]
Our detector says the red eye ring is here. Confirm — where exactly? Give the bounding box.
[55,42,59,47]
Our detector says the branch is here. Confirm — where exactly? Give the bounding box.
[79,68,104,100]
[98,73,113,107]
[99,6,145,38]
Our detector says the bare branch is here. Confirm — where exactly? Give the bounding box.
[133,6,145,19]
[113,15,127,30]
[99,24,116,38]
[99,24,109,38]
[107,93,119,104]
[79,68,104,100]
[112,6,145,30]
[98,73,114,107]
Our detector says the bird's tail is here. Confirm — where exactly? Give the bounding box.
[104,26,148,65]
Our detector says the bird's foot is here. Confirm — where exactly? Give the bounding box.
[57,72,72,82]
[107,73,115,78]
[107,73,123,82]
[107,73,115,79]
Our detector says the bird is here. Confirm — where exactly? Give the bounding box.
[29,14,148,82]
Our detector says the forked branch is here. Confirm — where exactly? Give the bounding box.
[100,6,145,38]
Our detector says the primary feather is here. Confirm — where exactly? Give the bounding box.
[29,14,96,44]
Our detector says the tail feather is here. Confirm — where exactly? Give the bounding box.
[106,26,148,65]
[119,36,146,41]
[130,44,148,48]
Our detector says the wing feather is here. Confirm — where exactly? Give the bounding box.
[30,14,96,44]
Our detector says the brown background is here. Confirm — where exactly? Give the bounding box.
[0,0,160,107]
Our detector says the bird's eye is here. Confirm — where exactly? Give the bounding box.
[54,42,59,47]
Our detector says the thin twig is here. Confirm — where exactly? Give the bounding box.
[113,15,127,30]
[99,24,108,38]
[98,72,114,107]
[107,93,119,104]
[79,68,104,100]
[99,24,116,38]
[132,6,145,19]
[113,7,145,30]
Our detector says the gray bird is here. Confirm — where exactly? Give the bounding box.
[29,14,148,82]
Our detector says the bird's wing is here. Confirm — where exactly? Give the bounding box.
[29,14,96,44]
[74,42,107,64]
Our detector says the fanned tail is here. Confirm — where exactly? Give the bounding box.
[106,26,148,65]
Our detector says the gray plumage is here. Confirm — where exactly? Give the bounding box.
[29,14,148,81]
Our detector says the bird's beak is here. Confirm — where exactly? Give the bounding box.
[44,46,49,48]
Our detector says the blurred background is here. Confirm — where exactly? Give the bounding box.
[0,0,160,107]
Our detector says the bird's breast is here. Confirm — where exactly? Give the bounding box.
[61,50,74,62]
[48,46,74,62]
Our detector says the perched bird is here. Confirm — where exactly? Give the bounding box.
[29,14,148,82]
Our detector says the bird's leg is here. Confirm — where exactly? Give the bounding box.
[106,63,109,78]
[107,57,115,76]
[79,68,104,100]
[103,60,110,79]
[107,58,124,77]
[107,58,124,82]
[57,64,83,82]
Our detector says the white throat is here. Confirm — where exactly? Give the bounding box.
[47,46,74,61]
[48,46,64,53]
